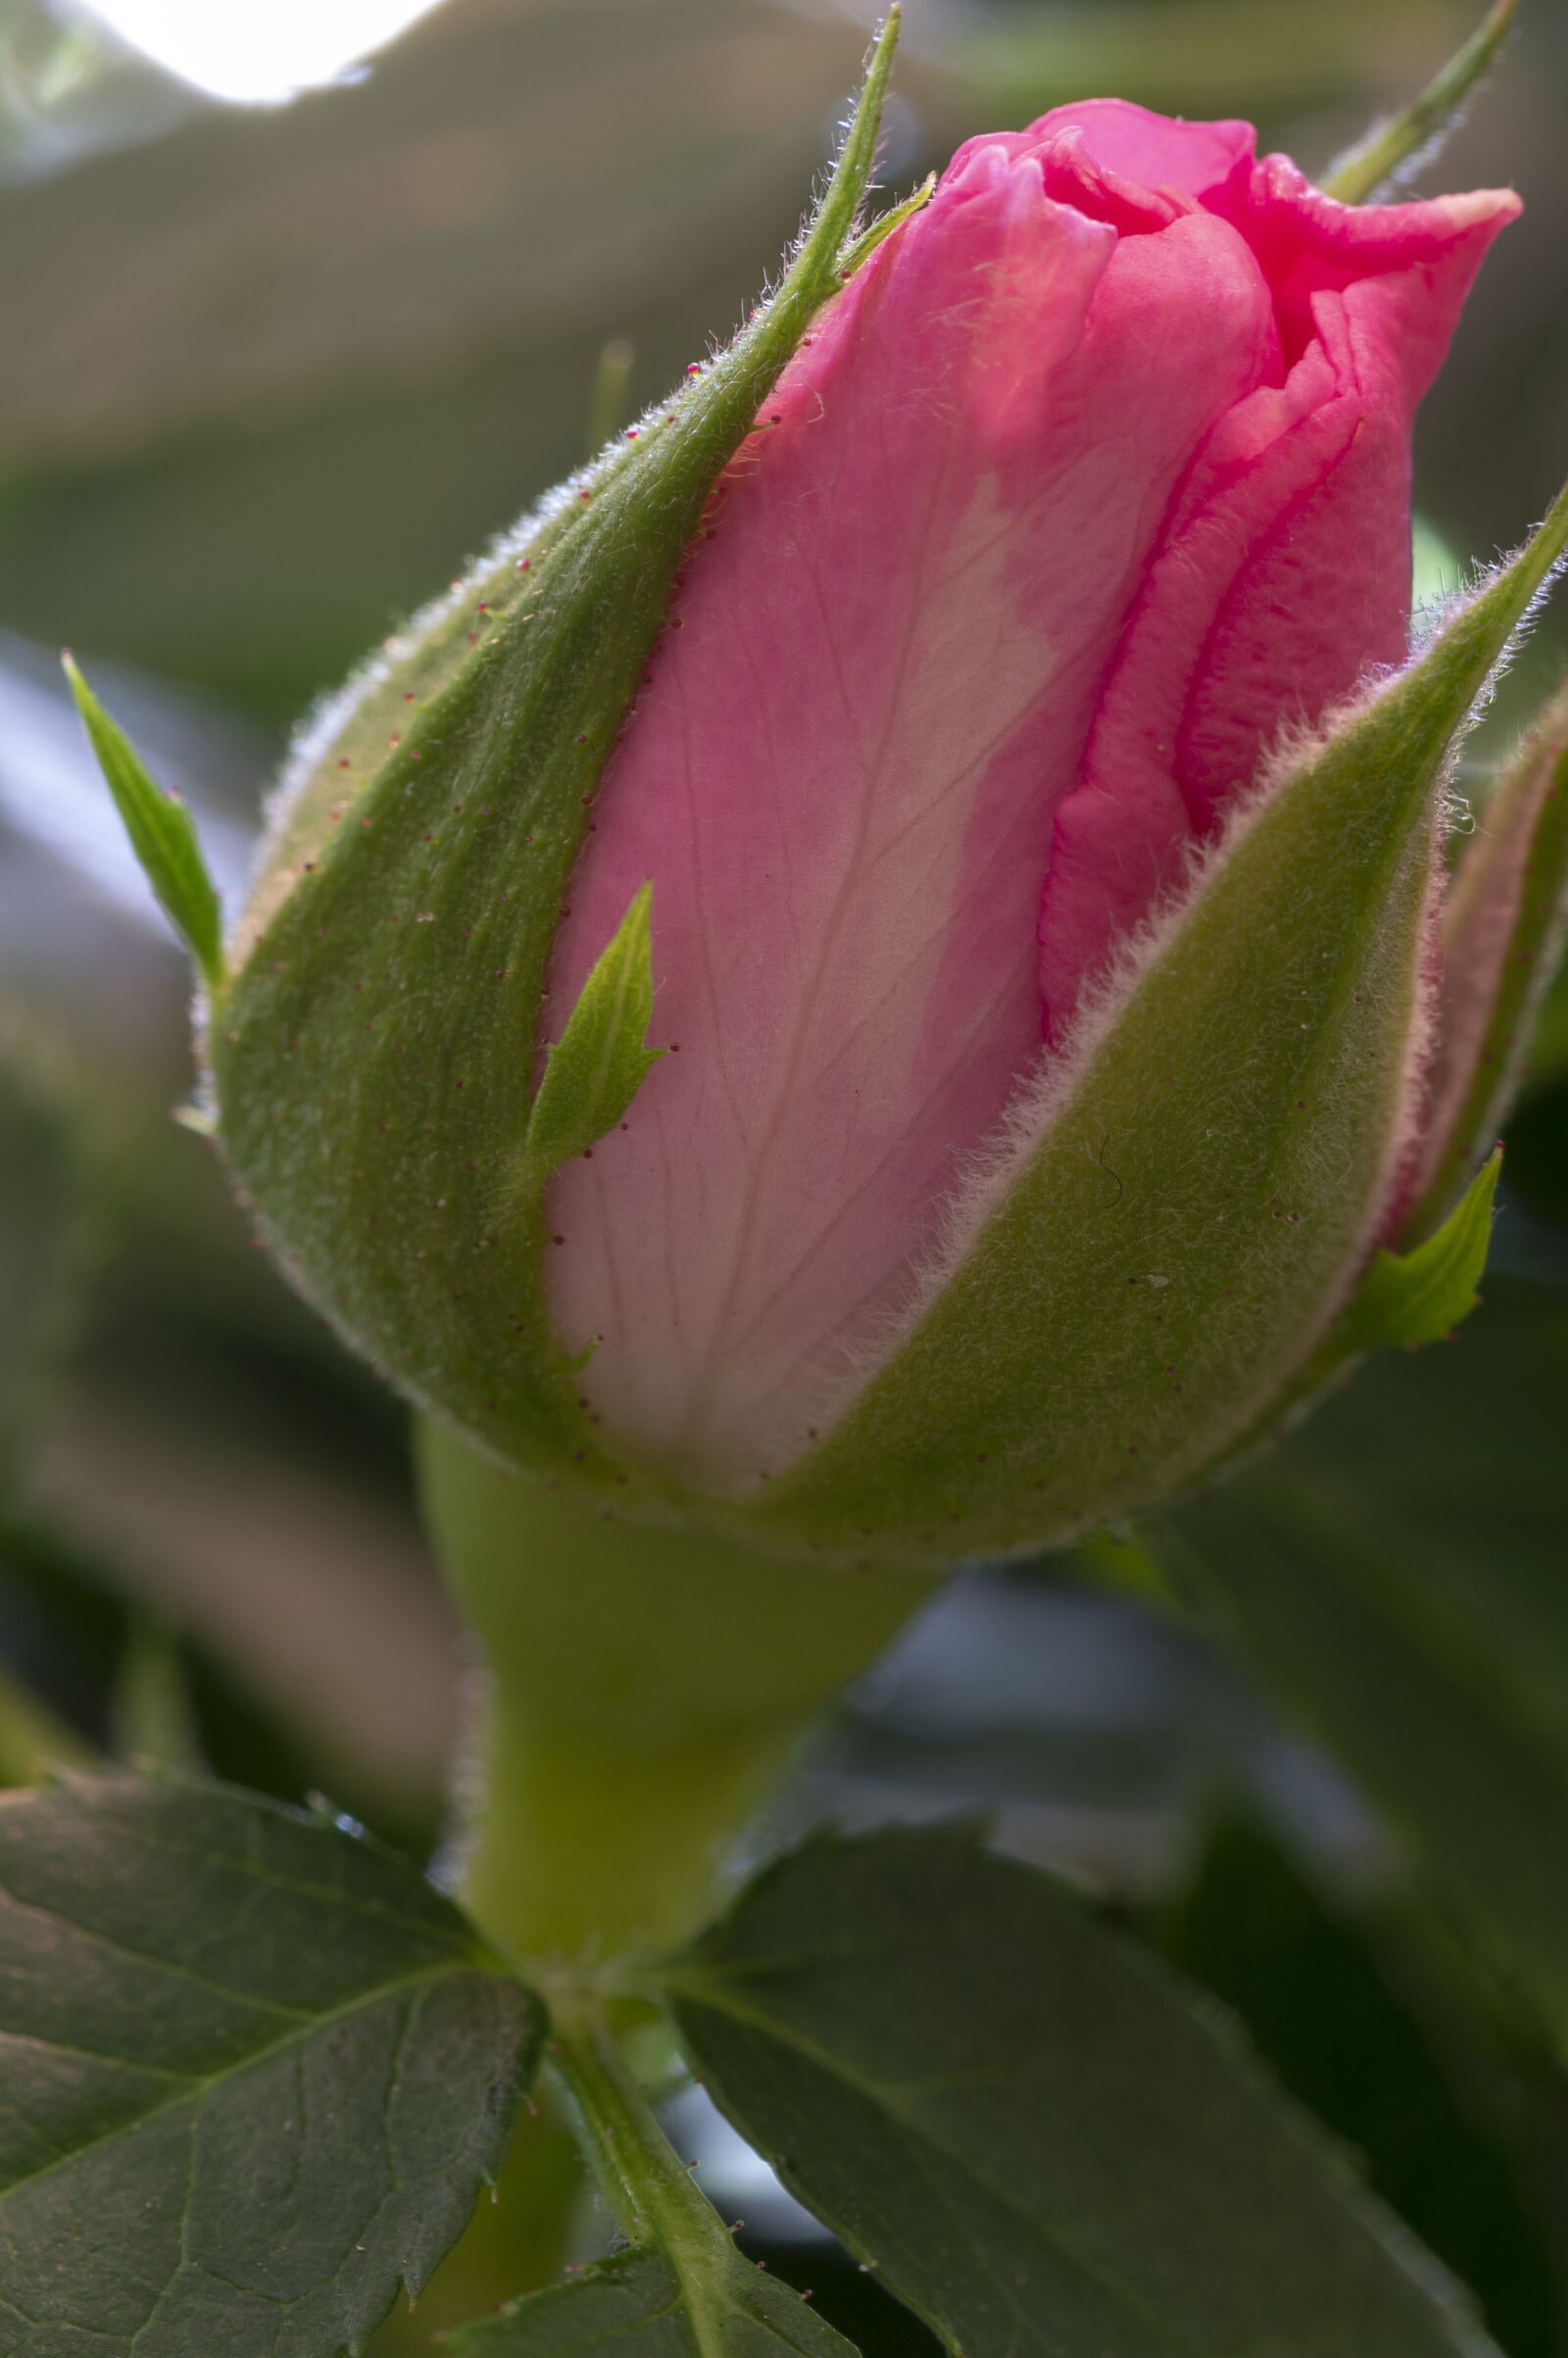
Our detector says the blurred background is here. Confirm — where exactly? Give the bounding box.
[2,2,1567,2352]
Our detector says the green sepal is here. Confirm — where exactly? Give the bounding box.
[1335,1146,1499,1355]
[1203,1150,1502,1479]
[737,482,1568,1567]
[521,883,662,1188]
[1407,681,1568,1240]
[1323,0,1520,205]
[837,172,934,281]
[63,655,224,994]
[211,17,905,1491]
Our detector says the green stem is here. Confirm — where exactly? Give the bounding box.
[548,2006,715,2253]
[418,1418,936,1965]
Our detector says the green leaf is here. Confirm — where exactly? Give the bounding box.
[451,2248,687,2356]
[1322,0,1520,205]
[1333,1146,1499,1355]
[750,483,1568,1566]
[522,884,662,1188]
[451,2241,853,2358]
[1148,1274,1568,2046]
[1161,1812,1567,2358]
[212,13,905,1496]
[63,655,224,993]
[0,1773,540,2356]
[0,1007,99,1472]
[656,1825,1496,2358]
[454,2011,858,2358]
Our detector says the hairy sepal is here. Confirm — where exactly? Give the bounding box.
[1404,682,1568,1239]
[1200,1147,1501,1483]
[1323,0,1520,206]
[210,19,902,1488]
[519,883,662,1190]
[741,485,1568,1567]
[65,657,224,994]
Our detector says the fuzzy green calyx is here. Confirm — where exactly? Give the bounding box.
[206,18,904,1487]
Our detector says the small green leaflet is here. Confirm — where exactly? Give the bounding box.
[455,2012,858,2358]
[1323,0,1519,204]
[1193,1150,1500,1487]
[522,883,662,1186]
[1333,1146,1499,1357]
[657,1826,1498,2358]
[63,656,224,993]
[0,1774,540,2358]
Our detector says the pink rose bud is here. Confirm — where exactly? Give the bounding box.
[72,26,1568,1567]
[544,107,1519,1498]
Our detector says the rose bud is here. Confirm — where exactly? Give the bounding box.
[74,32,1568,1573]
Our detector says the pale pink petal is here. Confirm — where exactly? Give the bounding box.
[545,159,1276,1487]
[1038,161,1518,1040]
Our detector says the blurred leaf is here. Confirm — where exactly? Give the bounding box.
[0,1657,94,1784]
[0,1509,437,1853]
[1160,1812,1568,2358]
[1528,966,1568,1094]
[1502,1069,1568,1235]
[0,1003,99,1467]
[1150,1276,1568,2045]
[958,0,1504,122]
[0,1773,539,2356]
[109,1613,203,1767]
[658,1826,1496,2358]
[0,0,890,722]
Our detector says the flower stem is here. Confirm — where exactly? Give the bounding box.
[418,1418,936,1965]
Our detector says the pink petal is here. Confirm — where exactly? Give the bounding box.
[545,155,1276,1487]
[1037,155,1519,1040]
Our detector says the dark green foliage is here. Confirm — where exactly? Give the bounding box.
[1152,1275,1568,2045]
[0,1775,539,2357]
[1162,1813,1568,2358]
[659,1825,1494,2358]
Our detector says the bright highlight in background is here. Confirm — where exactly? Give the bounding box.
[78,0,449,104]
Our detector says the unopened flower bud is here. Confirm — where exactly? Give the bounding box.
[75,40,1568,1570]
